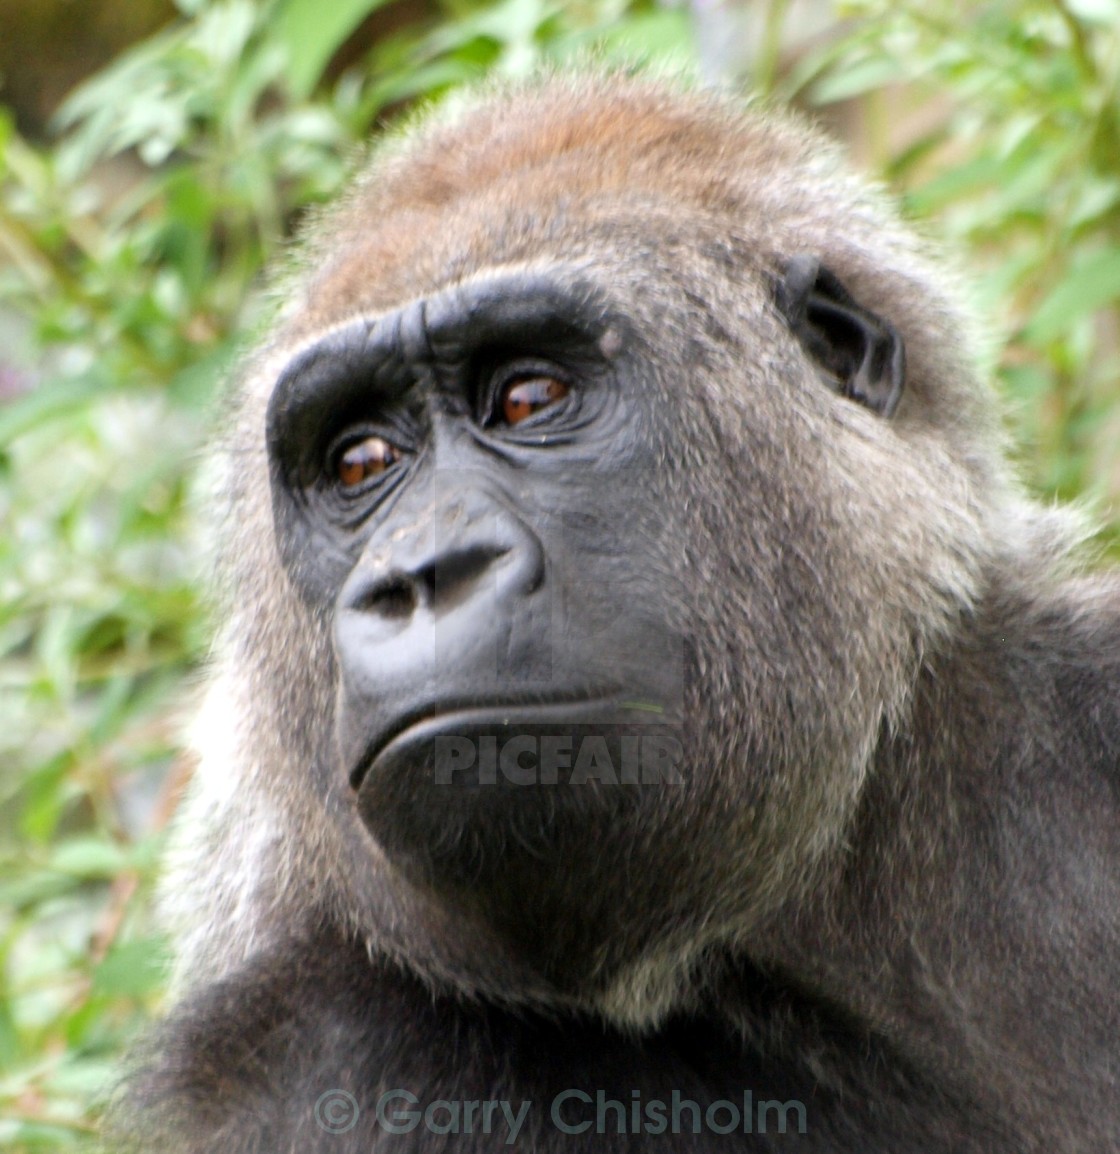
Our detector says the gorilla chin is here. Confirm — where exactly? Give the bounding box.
[353,704,686,889]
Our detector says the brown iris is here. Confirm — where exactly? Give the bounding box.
[500,375,569,426]
[336,435,401,487]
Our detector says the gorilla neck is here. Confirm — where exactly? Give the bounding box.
[746,575,1120,1138]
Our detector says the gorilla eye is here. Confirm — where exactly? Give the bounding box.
[500,374,570,426]
[336,435,402,487]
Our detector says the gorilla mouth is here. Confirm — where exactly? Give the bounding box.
[347,696,631,791]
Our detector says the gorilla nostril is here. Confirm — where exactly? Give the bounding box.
[423,544,511,612]
[356,575,418,619]
[349,545,513,620]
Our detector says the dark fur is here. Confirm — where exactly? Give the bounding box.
[114,72,1120,1151]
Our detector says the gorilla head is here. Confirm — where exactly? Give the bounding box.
[241,77,972,1008]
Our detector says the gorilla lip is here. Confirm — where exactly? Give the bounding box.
[347,696,631,791]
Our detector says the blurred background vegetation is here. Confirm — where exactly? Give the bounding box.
[1,0,1118,1147]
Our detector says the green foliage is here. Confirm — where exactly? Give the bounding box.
[793,0,1120,538]
[1,0,1118,1147]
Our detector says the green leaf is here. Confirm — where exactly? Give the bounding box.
[1025,250,1120,344]
[556,9,697,68]
[92,937,170,997]
[276,0,392,99]
[904,153,1006,215]
[0,378,103,447]
[48,837,129,879]
[809,54,903,103]
[0,989,21,1068]
[0,870,78,909]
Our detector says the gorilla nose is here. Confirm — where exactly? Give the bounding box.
[346,542,512,619]
[338,489,545,631]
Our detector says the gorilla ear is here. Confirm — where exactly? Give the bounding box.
[775,255,905,418]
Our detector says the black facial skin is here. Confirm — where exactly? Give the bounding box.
[267,271,687,944]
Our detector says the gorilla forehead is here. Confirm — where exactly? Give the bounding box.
[280,78,827,332]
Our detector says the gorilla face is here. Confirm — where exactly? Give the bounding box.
[263,240,912,990]
[266,268,695,969]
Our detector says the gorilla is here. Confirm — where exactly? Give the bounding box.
[117,72,1120,1152]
